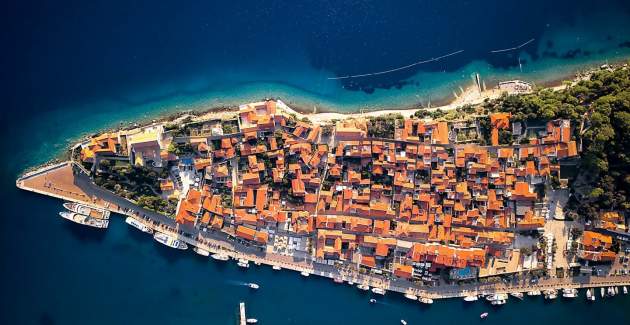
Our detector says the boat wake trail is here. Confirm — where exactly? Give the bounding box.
[227,280,250,287]
[327,50,464,80]
[490,38,535,53]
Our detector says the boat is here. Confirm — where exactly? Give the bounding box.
[246,319,258,324]
[485,293,508,302]
[586,288,595,301]
[607,287,615,296]
[371,287,386,295]
[248,283,259,289]
[193,247,210,257]
[562,288,578,298]
[491,299,506,306]
[463,295,478,302]
[59,211,109,228]
[333,278,344,284]
[369,298,376,303]
[419,297,433,304]
[63,202,110,220]
[614,286,619,295]
[254,261,262,266]
[211,253,229,261]
[624,286,628,294]
[527,290,541,296]
[401,320,407,325]
[357,284,370,291]
[601,287,605,298]
[125,217,152,233]
[300,271,310,277]
[272,265,282,271]
[347,281,354,286]
[153,232,187,250]
[543,290,557,300]
[237,259,250,268]
[480,312,489,319]
[404,294,418,301]
[510,292,524,300]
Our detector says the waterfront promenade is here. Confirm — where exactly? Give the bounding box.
[16,161,630,302]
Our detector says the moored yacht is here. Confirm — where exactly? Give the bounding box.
[624,286,628,295]
[586,288,595,301]
[59,211,109,229]
[600,287,605,298]
[510,292,524,300]
[125,217,153,233]
[543,290,558,300]
[404,293,418,301]
[491,299,506,306]
[485,293,508,302]
[211,253,229,261]
[357,284,370,291]
[300,270,310,277]
[419,297,433,304]
[371,287,386,295]
[246,319,257,324]
[63,202,110,219]
[237,259,250,268]
[464,295,478,302]
[562,288,578,298]
[272,265,281,271]
[527,290,541,296]
[153,232,188,250]
[193,247,210,256]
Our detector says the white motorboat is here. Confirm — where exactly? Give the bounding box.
[237,259,250,268]
[248,283,259,289]
[272,265,282,271]
[211,253,229,261]
[371,287,386,295]
[480,312,489,319]
[333,278,344,284]
[485,293,508,302]
[347,281,354,286]
[527,290,541,296]
[404,294,418,301]
[601,287,605,298]
[562,288,578,298]
[300,271,310,277]
[369,298,376,303]
[400,320,407,325]
[193,247,210,257]
[586,288,595,301]
[153,232,187,250]
[357,284,370,291]
[510,292,524,300]
[254,261,262,266]
[59,211,109,229]
[607,287,615,296]
[491,299,506,306]
[614,286,619,295]
[463,295,478,302]
[419,297,433,304]
[246,319,257,324]
[543,290,557,300]
[63,202,110,220]
[125,217,152,233]
[624,286,628,294]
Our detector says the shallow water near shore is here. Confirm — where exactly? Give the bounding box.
[2,0,630,324]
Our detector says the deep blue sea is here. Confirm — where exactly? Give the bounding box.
[2,1,630,324]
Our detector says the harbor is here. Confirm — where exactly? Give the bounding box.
[15,161,630,305]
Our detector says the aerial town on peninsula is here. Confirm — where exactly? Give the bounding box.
[16,65,630,311]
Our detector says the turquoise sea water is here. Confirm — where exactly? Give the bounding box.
[2,1,630,324]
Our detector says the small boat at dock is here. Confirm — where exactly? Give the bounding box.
[300,271,310,277]
[63,202,110,219]
[586,288,595,301]
[607,287,615,296]
[347,281,354,286]
[211,253,229,261]
[125,217,152,233]
[543,290,557,300]
[193,247,210,257]
[371,287,386,295]
[254,261,262,266]
[527,290,541,296]
[614,286,619,295]
[404,293,418,301]
[357,284,370,291]
[485,293,508,302]
[419,297,433,304]
[272,265,282,271]
[480,312,489,319]
[601,287,605,298]
[237,259,250,268]
[562,288,578,298]
[510,292,524,300]
[333,278,344,284]
[491,299,506,306]
[246,319,258,324]
[248,283,259,289]
[624,286,628,294]
[463,295,478,302]
[59,211,109,228]
[153,232,187,250]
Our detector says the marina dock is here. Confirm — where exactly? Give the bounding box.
[15,161,630,302]
[239,302,246,325]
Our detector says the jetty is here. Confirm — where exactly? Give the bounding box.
[239,302,246,325]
